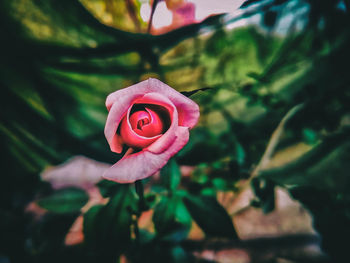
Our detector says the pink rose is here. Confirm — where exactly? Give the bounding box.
[103,78,200,183]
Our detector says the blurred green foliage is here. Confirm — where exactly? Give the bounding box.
[1,0,350,262]
[84,185,137,261]
[36,187,89,214]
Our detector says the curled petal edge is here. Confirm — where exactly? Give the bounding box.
[120,104,162,149]
[135,92,179,154]
[102,126,190,183]
[104,93,144,153]
[106,78,200,128]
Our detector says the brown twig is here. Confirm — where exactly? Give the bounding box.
[125,0,141,31]
[147,0,160,33]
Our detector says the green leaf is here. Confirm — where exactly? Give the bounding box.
[302,128,318,145]
[177,128,225,165]
[259,131,350,193]
[183,194,238,239]
[153,195,192,242]
[37,187,88,214]
[290,187,350,262]
[200,187,216,196]
[160,159,181,191]
[102,185,136,241]
[180,87,212,97]
[171,246,190,263]
[83,185,137,257]
[235,142,246,166]
[212,178,227,190]
[96,180,121,198]
[82,204,104,247]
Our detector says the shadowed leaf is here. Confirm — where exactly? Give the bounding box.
[180,87,213,97]
[37,187,88,214]
[184,194,238,239]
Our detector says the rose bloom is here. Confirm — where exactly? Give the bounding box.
[103,78,199,183]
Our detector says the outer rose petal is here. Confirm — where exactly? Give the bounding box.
[110,134,123,153]
[104,92,144,153]
[102,126,190,183]
[106,78,200,128]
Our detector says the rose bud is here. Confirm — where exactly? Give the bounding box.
[103,78,200,183]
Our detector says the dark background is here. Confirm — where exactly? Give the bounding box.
[1,0,350,262]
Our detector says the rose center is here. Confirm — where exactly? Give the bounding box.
[128,105,166,137]
[137,118,150,130]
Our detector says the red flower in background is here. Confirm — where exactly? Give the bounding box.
[104,78,199,183]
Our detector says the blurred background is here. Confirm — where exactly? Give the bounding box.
[1,0,350,262]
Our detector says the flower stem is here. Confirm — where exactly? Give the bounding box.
[135,180,148,212]
[133,180,148,244]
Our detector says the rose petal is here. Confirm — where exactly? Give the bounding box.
[141,106,165,137]
[128,106,165,137]
[120,104,162,149]
[134,94,175,122]
[106,80,149,110]
[106,78,200,128]
[134,92,178,154]
[103,126,190,183]
[148,78,200,129]
[104,92,144,153]
[129,110,151,132]
[110,134,123,153]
